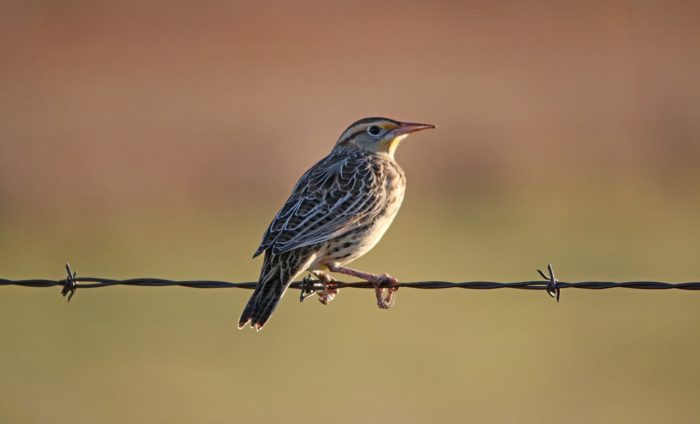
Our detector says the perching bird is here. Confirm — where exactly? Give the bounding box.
[238,117,434,330]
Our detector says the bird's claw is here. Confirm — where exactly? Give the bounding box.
[317,284,338,305]
[374,273,399,309]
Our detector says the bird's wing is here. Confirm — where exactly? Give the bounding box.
[253,152,387,257]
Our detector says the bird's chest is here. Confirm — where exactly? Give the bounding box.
[366,172,405,243]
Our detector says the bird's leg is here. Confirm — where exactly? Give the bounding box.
[311,270,339,305]
[326,263,399,309]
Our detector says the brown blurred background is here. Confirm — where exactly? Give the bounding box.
[1,1,699,423]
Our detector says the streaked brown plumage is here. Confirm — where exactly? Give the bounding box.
[238,117,434,330]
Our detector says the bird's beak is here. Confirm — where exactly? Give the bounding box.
[394,121,436,136]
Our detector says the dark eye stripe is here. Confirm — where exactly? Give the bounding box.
[337,121,391,145]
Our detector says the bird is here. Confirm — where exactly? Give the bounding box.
[238,117,435,331]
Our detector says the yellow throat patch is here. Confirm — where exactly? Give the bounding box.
[385,134,408,157]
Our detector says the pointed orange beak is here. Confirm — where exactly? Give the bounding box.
[394,121,436,136]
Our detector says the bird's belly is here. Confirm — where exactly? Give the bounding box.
[311,189,404,268]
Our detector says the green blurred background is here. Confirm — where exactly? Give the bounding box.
[1,1,699,423]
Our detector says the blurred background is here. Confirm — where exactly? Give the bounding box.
[1,1,699,423]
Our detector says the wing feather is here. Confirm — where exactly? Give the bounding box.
[253,150,388,257]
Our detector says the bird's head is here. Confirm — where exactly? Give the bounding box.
[334,117,435,158]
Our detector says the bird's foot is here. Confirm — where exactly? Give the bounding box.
[373,273,399,310]
[307,270,340,305]
[325,263,399,309]
[317,284,339,305]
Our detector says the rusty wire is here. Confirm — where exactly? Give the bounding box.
[1,263,699,303]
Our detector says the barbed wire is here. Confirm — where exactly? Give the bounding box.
[1,263,699,304]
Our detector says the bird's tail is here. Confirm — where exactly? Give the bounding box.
[238,250,310,331]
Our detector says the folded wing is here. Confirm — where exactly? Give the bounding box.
[254,152,387,257]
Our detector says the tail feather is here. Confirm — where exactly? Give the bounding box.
[238,279,284,330]
[238,250,311,331]
[238,281,288,330]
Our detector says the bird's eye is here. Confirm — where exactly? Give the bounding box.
[367,125,382,136]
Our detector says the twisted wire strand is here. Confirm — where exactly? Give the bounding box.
[1,264,699,303]
[3,279,700,290]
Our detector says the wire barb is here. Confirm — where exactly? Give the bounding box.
[299,275,316,302]
[537,264,560,302]
[61,263,78,302]
[299,274,339,303]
